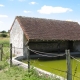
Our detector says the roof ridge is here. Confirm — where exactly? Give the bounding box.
[16,16,78,24]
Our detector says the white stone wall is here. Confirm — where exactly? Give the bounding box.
[10,19,23,57]
[23,35,29,58]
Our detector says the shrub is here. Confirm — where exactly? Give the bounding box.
[1,30,6,33]
[0,33,7,37]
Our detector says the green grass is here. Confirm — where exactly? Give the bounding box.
[0,37,9,47]
[0,37,60,80]
[0,55,59,80]
[1,36,80,80]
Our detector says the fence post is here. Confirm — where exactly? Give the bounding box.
[66,49,72,80]
[0,44,3,61]
[0,45,1,61]
[1,44,3,61]
[27,46,30,72]
[10,43,12,67]
[14,47,15,54]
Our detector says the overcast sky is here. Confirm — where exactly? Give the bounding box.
[0,0,80,31]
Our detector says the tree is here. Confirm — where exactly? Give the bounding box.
[0,33,7,37]
[1,30,6,33]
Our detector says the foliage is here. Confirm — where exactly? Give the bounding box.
[0,38,60,80]
[0,37,9,47]
[0,33,8,37]
[0,30,9,38]
[1,30,7,33]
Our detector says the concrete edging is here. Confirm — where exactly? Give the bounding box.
[12,57,66,80]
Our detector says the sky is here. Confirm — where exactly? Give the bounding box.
[0,0,80,31]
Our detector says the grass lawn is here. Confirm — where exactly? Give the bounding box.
[0,48,60,80]
[0,37,9,47]
[0,37,60,80]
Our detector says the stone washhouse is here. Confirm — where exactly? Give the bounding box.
[10,16,80,59]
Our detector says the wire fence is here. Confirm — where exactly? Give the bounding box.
[27,47,80,80]
[12,47,23,49]
[0,43,10,62]
[1,43,80,80]
[37,61,80,79]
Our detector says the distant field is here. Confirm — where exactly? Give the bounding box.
[0,37,9,47]
[0,32,9,37]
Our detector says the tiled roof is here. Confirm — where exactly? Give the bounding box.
[15,16,80,41]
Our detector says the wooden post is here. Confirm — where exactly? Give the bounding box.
[1,44,3,61]
[10,43,12,67]
[27,46,30,72]
[0,44,3,61]
[66,50,72,80]
[0,45,1,61]
[14,47,15,54]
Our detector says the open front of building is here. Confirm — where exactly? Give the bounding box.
[26,40,80,59]
[23,33,80,59]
